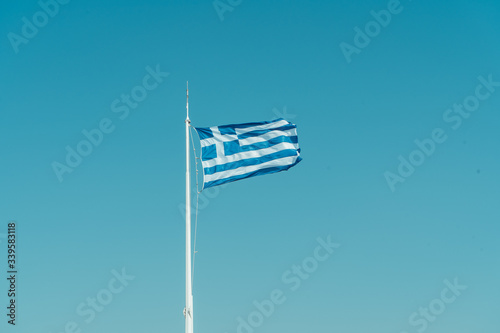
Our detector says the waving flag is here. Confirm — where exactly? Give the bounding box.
[195,118,302,189]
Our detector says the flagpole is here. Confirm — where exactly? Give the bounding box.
[185,82,194,333]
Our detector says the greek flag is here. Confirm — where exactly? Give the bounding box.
[195,118,302,189]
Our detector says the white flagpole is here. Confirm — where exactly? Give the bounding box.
[185,82,194,333]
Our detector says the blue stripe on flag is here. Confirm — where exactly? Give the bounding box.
[203,157,302,189]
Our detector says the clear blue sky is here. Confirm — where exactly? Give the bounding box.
[1,0,499,332]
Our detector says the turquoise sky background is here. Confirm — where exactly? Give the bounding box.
[1,0,499,332]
